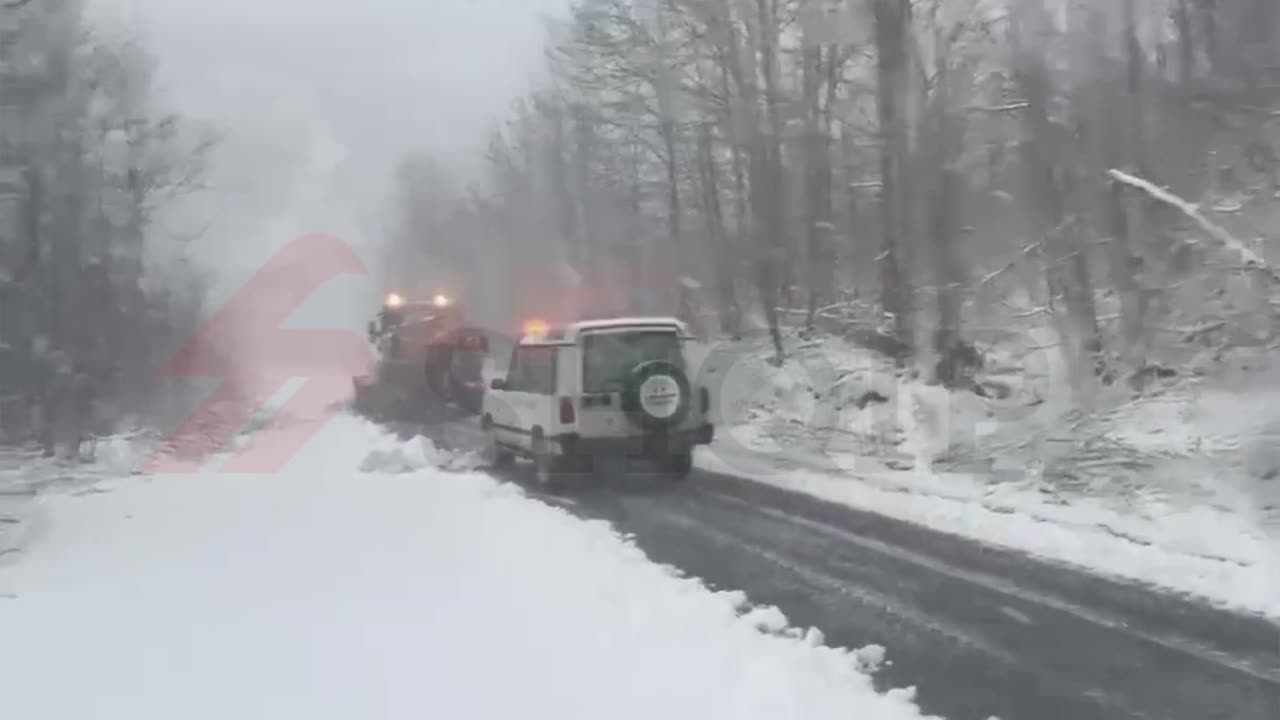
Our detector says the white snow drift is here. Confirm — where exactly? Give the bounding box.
[0,415,930,720]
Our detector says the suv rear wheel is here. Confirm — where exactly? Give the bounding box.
[660,451,693,480]
[481,415,514,469]
[484,428,514,470]
[532,436,565,492]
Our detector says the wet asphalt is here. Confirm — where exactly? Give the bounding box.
[417,420,1280,720]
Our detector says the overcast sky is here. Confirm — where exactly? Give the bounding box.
[106,0,567,159]
[88,0,569,327]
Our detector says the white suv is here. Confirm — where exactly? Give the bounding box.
[481,317,715,488]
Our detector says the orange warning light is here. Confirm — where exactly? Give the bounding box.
[522,318,550,339]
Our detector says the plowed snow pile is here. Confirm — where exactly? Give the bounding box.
[0,414,929,720]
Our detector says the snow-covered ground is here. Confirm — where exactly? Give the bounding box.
[695,333,1280,619]
[0,414,929,720]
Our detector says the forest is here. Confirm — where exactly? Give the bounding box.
[0,0,211,443]
[387,0,1280,406]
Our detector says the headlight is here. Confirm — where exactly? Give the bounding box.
[433,294,452,308]
[385,293,405,309]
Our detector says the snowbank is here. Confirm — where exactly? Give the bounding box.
[696,333,1280,619]
[698,335,1002,472]
[0,414,931,720]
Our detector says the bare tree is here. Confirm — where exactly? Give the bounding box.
[1010,0,1105,395]
[0,3,216,442]
[374,0,1280,423]
[873,0,914,351]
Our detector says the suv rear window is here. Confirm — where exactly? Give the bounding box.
[582,329,684,393]
[508,345,556,395]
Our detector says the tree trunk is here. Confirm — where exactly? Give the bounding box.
[918,38,970,384]
[1014,2,1105,391]
[742,0,785,363]
[1175,0,1195,87]
[930,168,965,375]
[802,40,823,329]
[841,124,862,285]
[572,107,595,273]
[1123,0,1149,177]
[719,12,750,310]
[1108,179,1148,372]
[547,100,579,274]
[698,121,739,337]
[1200,0,1220,76]
[650,0,681,313]
[874,0,913,352]
[1118,0,1150,373]
[661,116,681,290]
[760,0,787,361]
[628,138,646,313]
[22,164,41,279]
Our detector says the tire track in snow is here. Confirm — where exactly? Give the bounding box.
[414,417,1279,719]
[701,486,1280,685]
[513,472,1280,720]
[679,484,1276,720]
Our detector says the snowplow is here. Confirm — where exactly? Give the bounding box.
[352,292,490,423]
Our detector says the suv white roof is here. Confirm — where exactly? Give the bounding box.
[519,316,692,346]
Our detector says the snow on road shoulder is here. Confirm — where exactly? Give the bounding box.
[701,446,1276,618]
[695,335,1280,620]
[0,414,931,720]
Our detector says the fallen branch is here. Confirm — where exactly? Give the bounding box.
[775,302,852,318]
[968,101,1030,112]
[1182,320,1229,342]
[971,241,1043,293]
[1010,306,1050,319]
[1108,169,1280,282]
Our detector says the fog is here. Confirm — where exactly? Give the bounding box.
[90,0,568,329]
[6,5,1280,720]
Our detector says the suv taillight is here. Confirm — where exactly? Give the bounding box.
[559,397,576,424]
[700,387,710,414]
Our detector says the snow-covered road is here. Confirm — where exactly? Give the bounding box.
[4,410,1277,720]
[0,417,926,720]
[364,413,1280,720]
[543,465,1280,720]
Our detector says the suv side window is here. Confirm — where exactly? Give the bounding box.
[508,345,556,395]
[505,346,522,388]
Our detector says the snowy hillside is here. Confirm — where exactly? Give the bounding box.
[693,331,1280,619]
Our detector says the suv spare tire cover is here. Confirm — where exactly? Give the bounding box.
[624,360,692,429]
